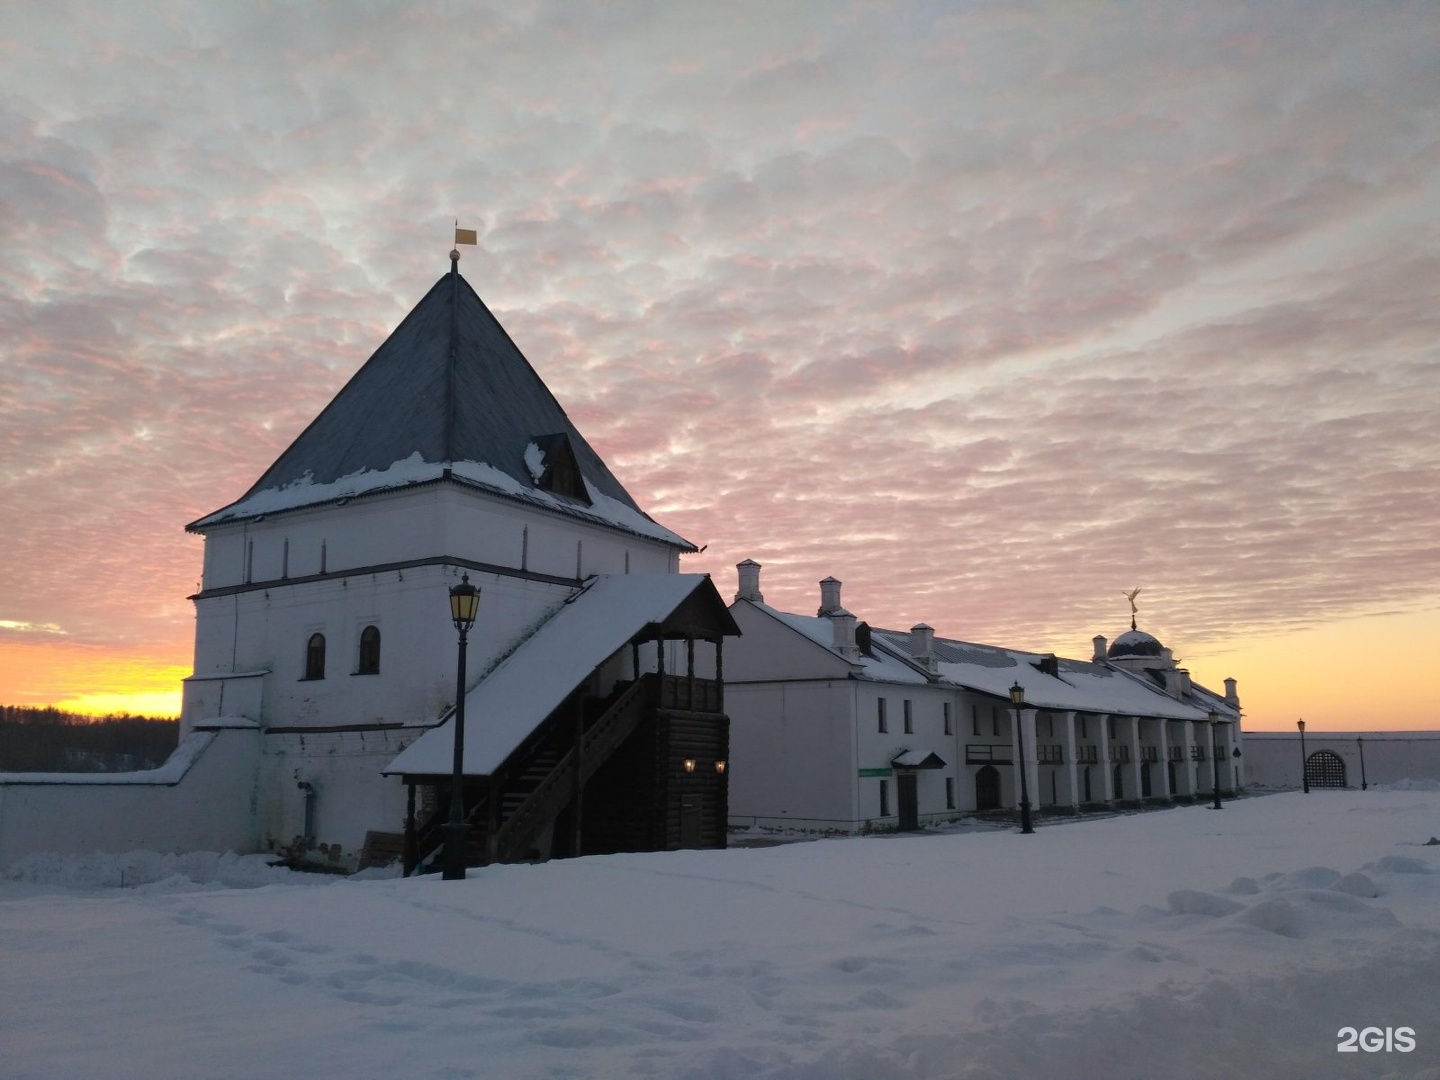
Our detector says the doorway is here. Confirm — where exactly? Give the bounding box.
[975,765,1001,811]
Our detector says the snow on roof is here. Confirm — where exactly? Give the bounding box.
[867,628,1229,721]
[190,451,691,548]
[0,732,216,786]
[892,749,946,768]
[385,574,718,777]
[747,603,1227,718]
[187,270,692,551]
[752,605,932,685]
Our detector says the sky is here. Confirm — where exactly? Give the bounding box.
[4,790,1440,1077]
[1,1,1437,729]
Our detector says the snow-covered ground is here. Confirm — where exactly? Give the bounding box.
[4,790,1440,1079]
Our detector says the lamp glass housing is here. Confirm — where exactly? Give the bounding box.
[449,574,481,632]
[1009,682,1024,707]
[683,758,696,774]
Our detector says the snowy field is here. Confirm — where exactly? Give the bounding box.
[4,790,1440,1080]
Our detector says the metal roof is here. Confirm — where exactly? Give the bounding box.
[189,266,684,546]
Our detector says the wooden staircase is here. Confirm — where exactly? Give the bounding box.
[409,676,655,872]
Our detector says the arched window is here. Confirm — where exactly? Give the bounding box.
[358,625,381,675]
[305,633,326,680]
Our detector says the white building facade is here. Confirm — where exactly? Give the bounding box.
[725,562,1244,833]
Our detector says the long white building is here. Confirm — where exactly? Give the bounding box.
[724,562,1243,832]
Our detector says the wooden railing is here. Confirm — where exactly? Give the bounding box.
[658,675,721,712]
[493,677,652,863]
[966,744,1013,764]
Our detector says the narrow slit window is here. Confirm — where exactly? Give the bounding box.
[877,698,888,734]
[903,699,913,734]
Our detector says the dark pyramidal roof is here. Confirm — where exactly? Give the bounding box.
[190,264,689,549]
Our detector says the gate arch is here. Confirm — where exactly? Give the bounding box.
[1305,750,1347,788]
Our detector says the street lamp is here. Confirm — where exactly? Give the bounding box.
[443,572,481,881]
[1208,712,1223,810]
[1010,682,1035,835]
[1357,736,1368,791]
[1297,719,1309,794]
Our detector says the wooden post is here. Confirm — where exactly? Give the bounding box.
[485,776,500,865]
[403,783,418,877]
[687,637,696,710]
[715,637,724,713]
[572,694,584,856]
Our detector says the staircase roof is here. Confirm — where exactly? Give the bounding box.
[384,573,738,778]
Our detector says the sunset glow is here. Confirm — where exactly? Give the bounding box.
[2,2,1437,733]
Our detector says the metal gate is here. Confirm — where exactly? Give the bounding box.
[1305,750,1347,788]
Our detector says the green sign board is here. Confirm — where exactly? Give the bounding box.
[857,767,891,778]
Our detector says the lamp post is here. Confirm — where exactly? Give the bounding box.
[1357,736,1368,791]
[1208,712,1223,810]
[1297,719,1309,794]
[443,572,481,881]
[1010,682,1035,835]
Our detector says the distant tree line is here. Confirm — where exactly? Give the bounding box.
[0,706,179,773]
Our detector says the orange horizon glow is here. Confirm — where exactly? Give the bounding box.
[4,603,1436,731]
[0,640,186,719]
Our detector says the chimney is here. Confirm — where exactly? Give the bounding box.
[735,559,763,603]
[1038,653,1059,676]
[818,576,843,616]
[1093,635,1107,662]
[1224,677,1239,707]
[831,608,861,659]
[910,623,937,674]
[1177,668,1193,696]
